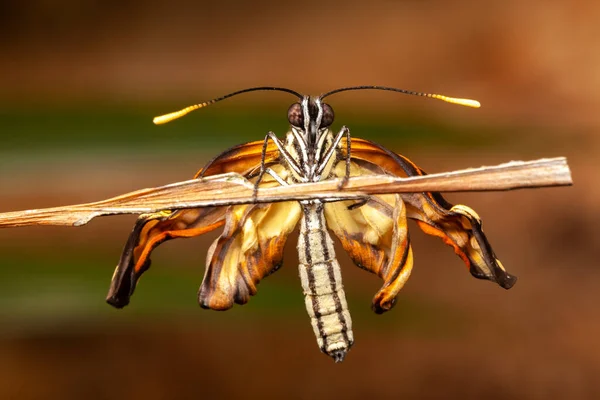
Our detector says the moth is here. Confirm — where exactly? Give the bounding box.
[105,86,517,362]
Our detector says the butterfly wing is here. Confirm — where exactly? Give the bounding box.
[324,161,413,313]
[194,139,280,178]
[199,199,301,310]
[106,208,226,308]
[107,140,284,308]
[328,138,516,300]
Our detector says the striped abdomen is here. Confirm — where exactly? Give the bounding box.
[297,200,354,362]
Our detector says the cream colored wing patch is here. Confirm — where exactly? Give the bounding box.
[199,201,302,310]
[325,161,414,313]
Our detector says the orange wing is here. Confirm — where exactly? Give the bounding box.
[106,208,227,308]
[344,137,516,289]
[106,140,283,308]
[194,139,280,178]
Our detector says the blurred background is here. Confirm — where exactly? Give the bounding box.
[0,0,598,398]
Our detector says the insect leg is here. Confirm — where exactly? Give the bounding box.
[264,167,289,186]
[317,126,351,188]
[252,167,289,203]
[254,132,300,197]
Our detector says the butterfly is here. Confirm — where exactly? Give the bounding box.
[105,86,516,362]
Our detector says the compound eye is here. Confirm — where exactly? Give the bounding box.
[287,103,304,128]
[321,103,334,128]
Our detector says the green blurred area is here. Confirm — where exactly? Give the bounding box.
[0,251,463,336]
[0,103,507,155]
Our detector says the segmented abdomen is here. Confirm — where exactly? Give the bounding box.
[297,200,354,362]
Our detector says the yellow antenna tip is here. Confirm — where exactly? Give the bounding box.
[430,94,481,108]
[152,103,207,125]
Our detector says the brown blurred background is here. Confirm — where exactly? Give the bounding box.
[0,1,598,399]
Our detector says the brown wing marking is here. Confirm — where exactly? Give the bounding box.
[345,137,423,178]
[194,139,280,178]
[410,201,516,289]
[325,161,414,314]
[347,138,515,289]
[108,140,282,308]
[106,207,226,308]
[199,200,302,310]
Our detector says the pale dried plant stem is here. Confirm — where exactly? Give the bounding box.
[0,157,572,228]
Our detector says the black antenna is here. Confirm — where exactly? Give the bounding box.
[153,87,303,125]
[320,85,480,108]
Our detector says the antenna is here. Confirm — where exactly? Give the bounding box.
[153,87,303,125]
[320,85,480,108]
